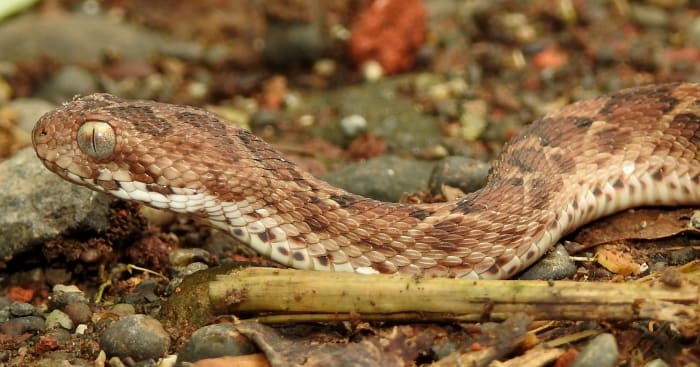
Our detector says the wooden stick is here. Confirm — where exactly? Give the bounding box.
[207,262,699,335]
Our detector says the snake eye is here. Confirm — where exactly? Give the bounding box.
[77,121,116,160]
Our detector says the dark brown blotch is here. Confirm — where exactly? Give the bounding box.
[599,84,679,116]
[317,255,329,267]
[434,217,461,230]
[146,183,174,195]
[409,209,431,220]
[330,194,358,208]
[509,178,524,186]
[612,179,624,189]
[292,251,305,261]
[529,177,554,210]
[651,169,664,181]
[374,261,396,274]
[307,217,328,231]
[526,249,537,259]
[508,147,541,173]
[108,105,172,136]
[670,113,700,139]
[571,116,594,128]
[99,180,119,191]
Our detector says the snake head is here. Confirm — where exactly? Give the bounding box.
[32,93,260,214]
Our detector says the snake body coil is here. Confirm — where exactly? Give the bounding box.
[32,83,700,279]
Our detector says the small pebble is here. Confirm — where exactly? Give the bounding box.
[667,247,697,265]
[45,309,74,330]
[49,285,88,309]
[324,156,435,202]
[176,323,256,365]
[64,302,93,324]
[100,314,170,361]
[645,358,670,367]
[428,156,490,196]
[44,327,72,347]
[180,262,209,277]
[0,316,45,335]
[111,304,136,315]
[570,333,619,367]
[9,301,35,317]
[340,114,367,136]
[519,244,577,280]
[75,324,88,335]
[459,100,489,141]
[169,248,211,268]
[134,280,160,303]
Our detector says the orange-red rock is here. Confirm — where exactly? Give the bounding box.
[349,0,427,75]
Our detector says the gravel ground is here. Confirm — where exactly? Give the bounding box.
[0,1,699,366]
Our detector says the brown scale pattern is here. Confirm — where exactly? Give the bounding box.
[32,83,700,279]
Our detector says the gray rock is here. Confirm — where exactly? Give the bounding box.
[323,155,435,202]
[571,333,619,367]
[0,309,10,323]
[0,148,111,259]
[9,301,35,317]
[0,297,10,322]
[0,13,167,64]
[518,244,576,280]
[0,315,45,335]
[45,309,74,330]
[668,247,697,265]
[176,323,256,366]
[310,77,443,150]
[100,314,170,361]
[428,156,490,195]
[49,284,88,310]
[36,66,99,104]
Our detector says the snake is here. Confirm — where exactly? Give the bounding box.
[31,82,700,279]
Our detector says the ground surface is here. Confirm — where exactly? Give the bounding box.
[0,1,699,366]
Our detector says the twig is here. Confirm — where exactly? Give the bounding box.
[207,262,699,335]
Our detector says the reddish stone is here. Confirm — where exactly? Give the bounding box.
[348,0,427,75]
[6,286,35,303]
